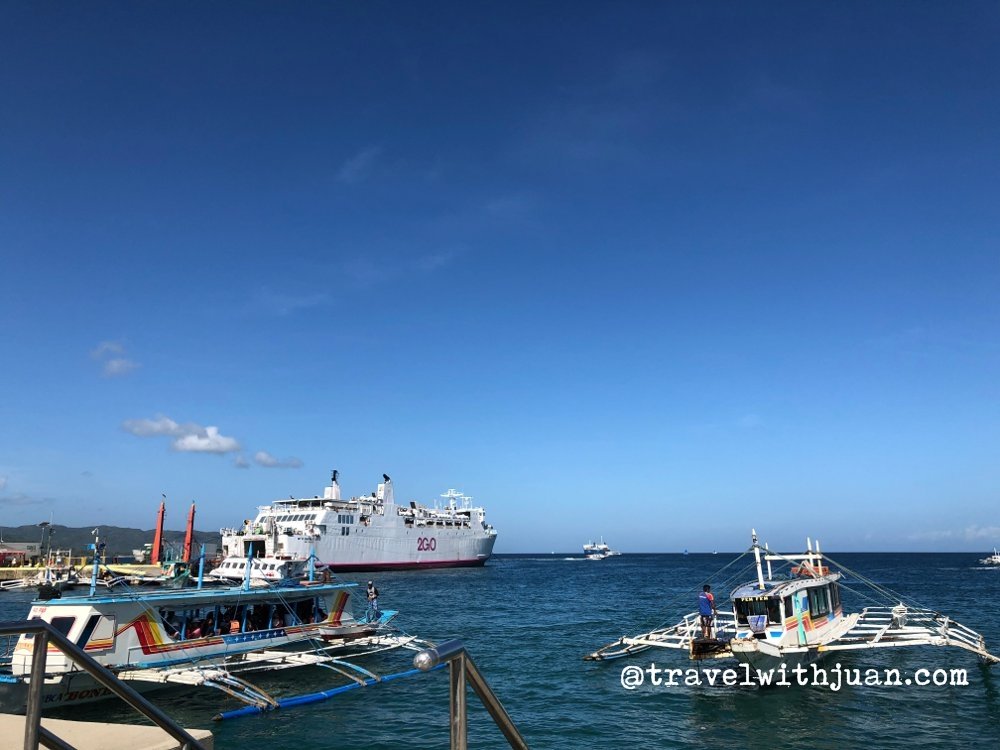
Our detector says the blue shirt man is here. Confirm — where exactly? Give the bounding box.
[698,584,717,638]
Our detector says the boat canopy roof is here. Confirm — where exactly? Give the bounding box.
[32,581,355,608]
[730,571,840,601]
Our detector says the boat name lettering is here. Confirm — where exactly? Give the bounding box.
[417,537,437,552]
[46,687,113,703]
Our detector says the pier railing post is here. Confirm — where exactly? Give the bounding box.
[2,620,208,750]
[415,639,527,749]
[24,629,48,749]
[449,654,468,750]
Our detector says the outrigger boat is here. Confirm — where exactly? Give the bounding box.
[0,536,427,714]
[0,567,83,598]
[979,548,1000,566]
[586,530,1000,670]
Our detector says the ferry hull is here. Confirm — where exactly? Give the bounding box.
[327,557,489,572]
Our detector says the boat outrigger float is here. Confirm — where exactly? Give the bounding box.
[585,530,1000,669]
[0,534,433,715]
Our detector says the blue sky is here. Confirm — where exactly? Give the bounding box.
[1,2,998,552]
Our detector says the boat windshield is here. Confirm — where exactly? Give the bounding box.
[734,597,781,625]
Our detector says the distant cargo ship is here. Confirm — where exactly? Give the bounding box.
[219,471,497,571]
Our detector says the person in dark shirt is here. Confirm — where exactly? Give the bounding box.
[366,581,380,621]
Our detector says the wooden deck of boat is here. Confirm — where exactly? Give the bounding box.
[0,713,213,749]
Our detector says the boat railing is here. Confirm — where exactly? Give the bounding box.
[1,632,17,663]
[0,619,209,750]
[413,639,528,750]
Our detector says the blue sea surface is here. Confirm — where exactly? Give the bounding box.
[3,553,1000,748]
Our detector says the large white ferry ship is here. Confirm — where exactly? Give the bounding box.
[219,471,497,571]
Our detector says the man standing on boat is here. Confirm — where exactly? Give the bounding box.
[698,584,717,638]
[366,580,380,621]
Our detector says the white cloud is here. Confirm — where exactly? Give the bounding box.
[254,451,304,469]
[91,340,140,377]
[336,146,382,184]
[414,250,459,272]
[122,415,241,454]
[123,416,187,437]
[103,358,140,376]
[908,525,1000,542]
[1,492,50,507]
[91,341,124,359]
[0,475,7,491]
[966,525,1000,540]
[340,246,462,289]
[173,427,241,454]
[234,455,250,469]
[255,288,331,316]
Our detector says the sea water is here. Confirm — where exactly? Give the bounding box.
[2,553,999,749]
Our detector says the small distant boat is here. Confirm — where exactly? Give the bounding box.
[583,538,621,560]
[980,548,1000,566]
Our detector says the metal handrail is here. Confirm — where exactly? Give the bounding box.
[0,620,208,750]
[414,639,528,750]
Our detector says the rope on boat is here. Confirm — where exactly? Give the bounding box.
[643,549,756,633]
[818,552,940,612]
[585,550,757,660]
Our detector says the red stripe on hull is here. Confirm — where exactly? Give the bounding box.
[326,558,489,572]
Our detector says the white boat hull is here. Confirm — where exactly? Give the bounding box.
[729,639,822,672]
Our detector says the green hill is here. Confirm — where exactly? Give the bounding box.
[0,524,220,557]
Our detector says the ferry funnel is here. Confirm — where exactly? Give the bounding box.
[323,469,342,501]
[378,474,394,504]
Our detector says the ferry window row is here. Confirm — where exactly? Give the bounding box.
[277,513,318,522]
[217,561,285,571]
[336,514,354,524]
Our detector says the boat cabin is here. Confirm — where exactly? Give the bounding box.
[731,573,843,641]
